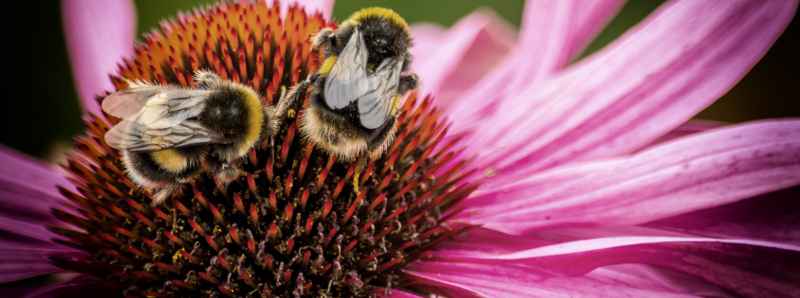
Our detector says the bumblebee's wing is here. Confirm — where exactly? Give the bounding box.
[102,83,168,119]
[105,119,218,151]
[357,58,403,129]
[133,89,211,129]
[323,28,371,110]
[102,85,209,121]
[104,89,221,151]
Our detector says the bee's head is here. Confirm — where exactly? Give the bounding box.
[338,7,412,71]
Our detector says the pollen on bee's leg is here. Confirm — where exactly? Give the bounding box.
[49,2,477,297]
[351,157,369,194]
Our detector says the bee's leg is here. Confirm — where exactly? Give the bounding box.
[398,73,419,95]
[263,104,279,139]
[204,153,239,191]
[276,78,313,119]
[193,69,222,88]
[151,184,177,206]
[278,85,288,104]
[311,27,335,52]
[171,208,178,231]
[214,161,242,186]
[352,157,367,194]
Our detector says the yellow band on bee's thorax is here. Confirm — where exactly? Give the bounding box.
[347,7,409,32]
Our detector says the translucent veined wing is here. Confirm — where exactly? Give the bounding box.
[103,86,221,151]
[105,119,218,151]
[358,58,403,130]
[323,28,371,110]
[102,83,210,121]
[102,83,164,119]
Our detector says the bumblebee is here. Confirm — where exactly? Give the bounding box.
[278,7,418,190]
[102,71,274,205]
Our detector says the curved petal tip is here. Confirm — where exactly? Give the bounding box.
[271,0,334,20]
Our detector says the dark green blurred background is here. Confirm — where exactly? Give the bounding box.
[11,1,800,159]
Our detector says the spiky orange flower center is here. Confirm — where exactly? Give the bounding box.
[51,2,475,297]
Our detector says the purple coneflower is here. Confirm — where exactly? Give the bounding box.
[2,0,799,297]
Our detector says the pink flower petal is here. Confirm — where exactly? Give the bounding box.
[0,217,57,244]
[5,274,113,298]
[0,147,78,283]
[647,186,800,245]
[411,10,515,108]
[443,0,624,124]
[0,146,73,222]
[428,225,798,262]
[0,248,68,283]
[435,236,800,262]
[409,23,446,59]
[459,120,800,231]
[643,119,726,149]
[268,0,334,19]
[0,146,71,196]
[415,229,800,297]
[418,226,543,263]
[0,181,62,230]
[585,264,729,297]
[405,261,698,297]
[0,263,61,284]
[62,0,136,115]
[505,0,625,89]
[460,0,796,176]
